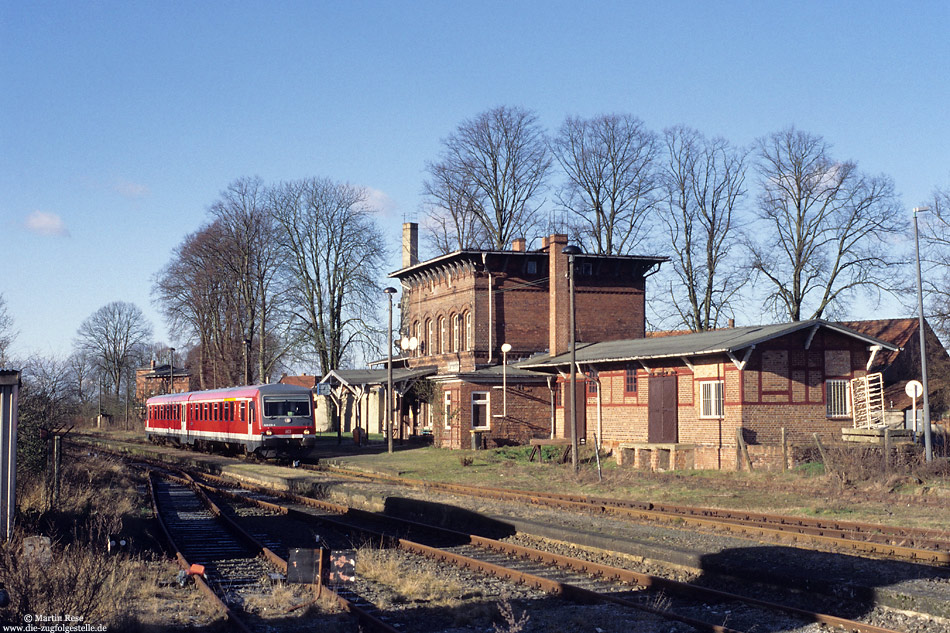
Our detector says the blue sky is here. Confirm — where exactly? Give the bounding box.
[1,1,948,361]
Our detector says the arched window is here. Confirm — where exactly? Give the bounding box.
[451,313,459,353]
[439,317,447,354]
[465,312,473,351]
[426,318,433,355]
[413,322,422,356]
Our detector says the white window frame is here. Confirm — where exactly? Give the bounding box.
[471,391,490,430]
[439,317,447,354]
[443,391,452,429]
[826,379,850,418]
[465,312,473,351]
[700,380,724,418]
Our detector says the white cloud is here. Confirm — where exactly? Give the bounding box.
[114,180,150,199]
[24,210,69,237]
[364,187,398,217]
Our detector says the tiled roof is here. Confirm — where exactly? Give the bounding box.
[279,375,319,388]
[837,318,918,370]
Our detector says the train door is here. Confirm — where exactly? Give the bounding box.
[180,403,186,433]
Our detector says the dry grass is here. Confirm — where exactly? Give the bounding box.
[2,452,225,630]
[354,545,466,608]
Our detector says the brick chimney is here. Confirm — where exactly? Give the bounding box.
[511,238,526,252]
[402,222,418,268]
[546,234,570,356]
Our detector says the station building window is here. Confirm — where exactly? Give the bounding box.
[826,379,850,418]
[700,380,724,418]
[471,392,490,429]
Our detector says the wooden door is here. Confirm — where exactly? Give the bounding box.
[648,374,678,443]
[564,377,587,442]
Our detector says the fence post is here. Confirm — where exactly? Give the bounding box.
[736,427,753,471]
[883,427,892,471]
[781,427,788,473]
[813,432,831,473]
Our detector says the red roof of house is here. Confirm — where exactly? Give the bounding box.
[837,318,918,370]
[279,375,319,388]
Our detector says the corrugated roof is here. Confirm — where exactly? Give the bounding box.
[521,319,898,370]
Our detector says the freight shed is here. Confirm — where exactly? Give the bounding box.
[521,320,898,471]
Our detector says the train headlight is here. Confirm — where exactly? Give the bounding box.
[265,430,273,435]
[303,429,311,435]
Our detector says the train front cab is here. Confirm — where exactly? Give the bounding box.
[254,389,316,454]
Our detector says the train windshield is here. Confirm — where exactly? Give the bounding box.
[262,397,312,419]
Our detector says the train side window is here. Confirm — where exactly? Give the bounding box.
[239,402,246,422]
[203,403,209,421]
[227,402,233,421]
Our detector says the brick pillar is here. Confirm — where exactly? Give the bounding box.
[547,234,569,356]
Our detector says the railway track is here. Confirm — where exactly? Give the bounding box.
[147,467,402,632]
[313,463,950,565]
[163,461,919,633]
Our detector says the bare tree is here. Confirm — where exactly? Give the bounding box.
[208,177,289,383]
[917,186,950,341]
[659,126,749,331]
[271,178,387,374]
[0,293,16,365]
[74,301,153,399]
[66,349,95,406]
[154,222,234,389]
[422,160,487,254]
[750,128,906,321]
[425,106,551,250]
[552,114,659,254]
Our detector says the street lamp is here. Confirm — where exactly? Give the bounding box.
[168,347,175,394]
[400,336,419,357]
[384,287,398,454]
[913,206,933,462]
[500,343,512,417]
[243,338,251,385]
[562,244,582,473]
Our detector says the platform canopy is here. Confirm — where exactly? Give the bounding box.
[320,366,437,395]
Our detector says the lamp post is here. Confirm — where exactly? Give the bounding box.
[168,347,175,394]
[243,338,251,385]
[384,287,398,454]
[500,343,512,417]
[913,206,933,462]
[562,244,581,473]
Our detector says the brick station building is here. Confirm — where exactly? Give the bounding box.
[329,223,936,470]
[388,223,665,449]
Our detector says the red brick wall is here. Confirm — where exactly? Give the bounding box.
[432,380,552,449]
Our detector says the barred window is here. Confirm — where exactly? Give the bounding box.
[826,379,850,417]
[700,380,724,418]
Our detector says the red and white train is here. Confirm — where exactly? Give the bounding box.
[145,383,317,455]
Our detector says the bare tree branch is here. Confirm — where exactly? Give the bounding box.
[657,126,749,331]
[749,127,906,321]
[425,106,551,251]
[552,113,659,254]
